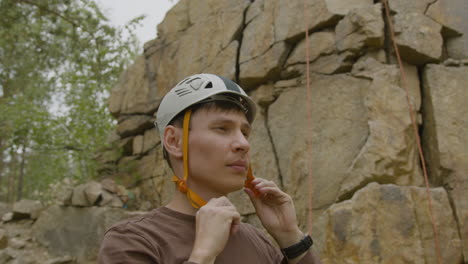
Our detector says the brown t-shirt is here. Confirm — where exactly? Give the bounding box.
[98,207,314,264]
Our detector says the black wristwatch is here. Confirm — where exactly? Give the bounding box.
[281,234,313,259]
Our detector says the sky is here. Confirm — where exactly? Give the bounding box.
[96,0,177,45]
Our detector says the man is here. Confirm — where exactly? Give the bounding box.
[99,74,320,264]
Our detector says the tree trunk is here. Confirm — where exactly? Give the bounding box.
[0,138,4,201]
[16,142,27,201]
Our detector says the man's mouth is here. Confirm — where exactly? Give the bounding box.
[227,160,248,172]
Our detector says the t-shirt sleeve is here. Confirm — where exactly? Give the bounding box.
[98,225,160,264]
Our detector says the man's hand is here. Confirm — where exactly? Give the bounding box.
[244,178,302,246]
[189,197,240,264]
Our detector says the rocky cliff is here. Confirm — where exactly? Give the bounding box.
[3,0,466,263]
[101,0,468,263]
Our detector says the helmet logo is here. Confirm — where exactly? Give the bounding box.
[188,78,203,90]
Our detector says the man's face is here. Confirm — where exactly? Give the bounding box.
[186,107,251,197]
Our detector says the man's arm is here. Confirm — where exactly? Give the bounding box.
[244,178,321,264]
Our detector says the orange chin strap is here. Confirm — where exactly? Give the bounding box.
[171,109,258,209]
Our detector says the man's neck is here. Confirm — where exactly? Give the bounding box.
[166,190,199,215]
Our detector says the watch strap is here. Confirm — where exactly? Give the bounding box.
[281,234,313,259]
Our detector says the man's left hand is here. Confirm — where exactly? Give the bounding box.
[244,177,303,248]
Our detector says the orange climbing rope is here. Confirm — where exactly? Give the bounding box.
[381,1,442,263]
[303,0,314,236]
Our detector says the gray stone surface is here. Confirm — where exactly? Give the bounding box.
[32,205,143,263]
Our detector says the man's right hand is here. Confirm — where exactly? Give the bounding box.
[188,197,240,264]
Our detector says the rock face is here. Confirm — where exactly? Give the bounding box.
[315,183,463,263]
[422,65,468,259]
[94,0,468,263]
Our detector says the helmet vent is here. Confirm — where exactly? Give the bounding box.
[205,82,213,88]
[186,77,201,84]
[175,88,192,97]
[177,77,190,86]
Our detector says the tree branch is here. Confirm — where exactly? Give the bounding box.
[17,0,80,28]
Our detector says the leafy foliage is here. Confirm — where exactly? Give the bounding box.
[0,0,143,202]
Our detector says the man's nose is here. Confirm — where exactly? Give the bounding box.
[232,130,250,153]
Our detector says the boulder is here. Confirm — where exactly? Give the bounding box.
[117,137,133,157]
[426,0,467,37]
[239,41,290,89]
[2,212,13,223]
[95,148,121,165]
[156,0,190,37]
[338,59,423,200]
[324,0,373,16]
[135,151,173,208]
[335,4,384,53]
[83,181,103,206]
[32,205,143,263]
[314,183,463,263]
[286,31,336,66]
[109,56,153,117]
[101,179,117,194]
[268,74,371,225]
[0,250,12,263]
[132,135,144,155]
[146,0,249,98]
[240,0,275,65]
[142,129,160,153]
[45,255,75,264]
[393,12,442,65]
[0,202,8,220]
[309,52,354,74]
[12,200,44,220]
[422,65,468,258]
[387,0,434,14]
[56,187,73,206]
[446,31,468,60]
[426,0,468,59]
[116,115,154,138]
[0,229,7,249]
[99,190,115,207]
[71,184,90,207]
[202,40,239,81]
[9,237,26,249]
[109,196,124,208]
[274,0,339,42]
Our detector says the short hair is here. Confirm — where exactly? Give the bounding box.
[163,100,247,170]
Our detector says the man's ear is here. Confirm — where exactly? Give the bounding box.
[163,125,183,159]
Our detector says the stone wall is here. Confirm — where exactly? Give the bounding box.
[101,0,468,263]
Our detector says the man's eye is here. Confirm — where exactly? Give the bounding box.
[215,127,226,131]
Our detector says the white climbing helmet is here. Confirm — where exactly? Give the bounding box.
[156,73,257,143]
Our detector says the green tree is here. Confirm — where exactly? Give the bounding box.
[0,0,143,202]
